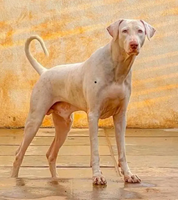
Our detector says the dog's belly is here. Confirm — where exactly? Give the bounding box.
[47,102,78,120]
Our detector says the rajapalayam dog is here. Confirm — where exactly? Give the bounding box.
[12,19,155,185]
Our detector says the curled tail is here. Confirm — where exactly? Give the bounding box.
[25,35,49,75]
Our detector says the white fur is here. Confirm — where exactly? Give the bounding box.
[12,19,155,185]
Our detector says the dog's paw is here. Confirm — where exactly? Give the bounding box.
[124,173,141,183]
[93,173,107,185]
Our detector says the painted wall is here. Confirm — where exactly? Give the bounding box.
[0,0,178,128]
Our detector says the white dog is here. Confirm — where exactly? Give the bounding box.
[12,19,155,185]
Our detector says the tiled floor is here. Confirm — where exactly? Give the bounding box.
[0,128,178,199]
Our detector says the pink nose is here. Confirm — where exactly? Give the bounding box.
[130,42,138,50]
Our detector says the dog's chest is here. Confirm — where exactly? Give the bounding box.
[99,83,129,119]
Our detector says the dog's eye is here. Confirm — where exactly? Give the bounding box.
[138,29,143,33]
[122,29,128,34]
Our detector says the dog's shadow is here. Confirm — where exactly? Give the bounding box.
[0,178,149,199]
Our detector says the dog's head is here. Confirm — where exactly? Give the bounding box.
[107,19,156,55]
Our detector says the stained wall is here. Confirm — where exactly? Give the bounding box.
[0,0,178,128]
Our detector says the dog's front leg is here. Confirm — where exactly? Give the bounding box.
[88,112,107,185]
[113,111,141,183]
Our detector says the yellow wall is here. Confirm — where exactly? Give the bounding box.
[0,0,178,128]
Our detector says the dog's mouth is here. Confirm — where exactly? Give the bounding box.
[127,49,140,56]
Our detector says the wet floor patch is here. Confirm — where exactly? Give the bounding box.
[124,182,156,188]
[0,178,143,200]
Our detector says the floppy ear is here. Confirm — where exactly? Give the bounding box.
[107,19,124,41]
[140,20,156,40]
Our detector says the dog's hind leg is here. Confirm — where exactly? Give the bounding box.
[11,113,45,177]
[11,86,53,178]
[46,113,73,178]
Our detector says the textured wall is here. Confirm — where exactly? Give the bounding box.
[0,0,178,128]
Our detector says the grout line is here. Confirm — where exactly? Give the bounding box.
[0,166,115,168]
[0,144,108,146]
[0,136,107,138]
[0,155,112,157]
[2,135,178,138]
[104,129,122,177]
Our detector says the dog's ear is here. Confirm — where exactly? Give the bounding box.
[107,19,124,41]
[140,20,156,40]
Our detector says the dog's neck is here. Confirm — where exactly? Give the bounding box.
[109,41,136,84]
